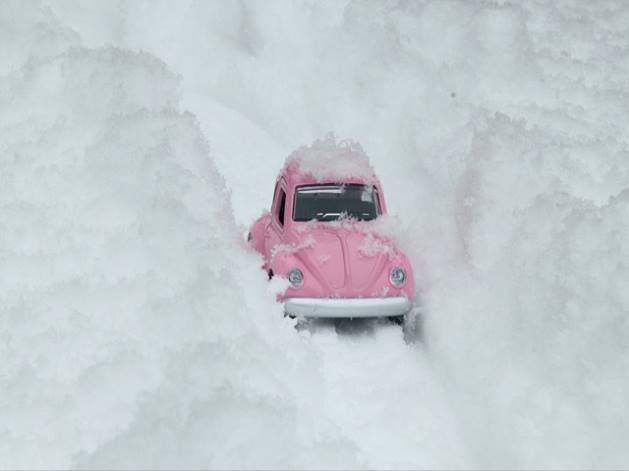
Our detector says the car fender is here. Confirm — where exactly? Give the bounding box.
[248,211,271,256]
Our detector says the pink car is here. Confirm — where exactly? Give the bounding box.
[248,140,414,320]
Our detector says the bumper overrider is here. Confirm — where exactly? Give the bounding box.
[284,296,412,318]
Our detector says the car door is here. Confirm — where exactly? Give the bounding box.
[264,179,287,265]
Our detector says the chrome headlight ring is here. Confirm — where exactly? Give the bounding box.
[288,268,304,287]
[390,267,406,286]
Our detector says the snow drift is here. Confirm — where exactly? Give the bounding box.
[429,114,629,468]
[0,8,355,469]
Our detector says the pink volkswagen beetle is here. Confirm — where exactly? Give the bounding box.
[248,138,414,321]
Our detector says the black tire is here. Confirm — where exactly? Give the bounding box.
[387,315,405,325]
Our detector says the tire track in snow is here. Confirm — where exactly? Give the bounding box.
[300,320,470,468]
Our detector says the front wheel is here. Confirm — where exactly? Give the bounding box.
[387,315,404,325]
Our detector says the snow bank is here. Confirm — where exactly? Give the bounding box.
[427,113,629,468]
[0,6,358,469]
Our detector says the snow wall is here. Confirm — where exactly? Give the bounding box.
[2,0,629,468]
[0,4,358,469]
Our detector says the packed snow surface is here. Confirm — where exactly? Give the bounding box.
[2,0,629,469]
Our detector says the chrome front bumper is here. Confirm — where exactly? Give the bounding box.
[284,296,412,318]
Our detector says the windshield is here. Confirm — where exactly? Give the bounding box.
[293,184,380,222]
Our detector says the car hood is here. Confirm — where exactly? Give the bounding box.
[279,225,402,295]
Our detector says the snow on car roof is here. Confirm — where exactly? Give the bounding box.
[282,134,380,185]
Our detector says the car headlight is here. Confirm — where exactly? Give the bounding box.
[288,268,303,287]
[390,267,406,286]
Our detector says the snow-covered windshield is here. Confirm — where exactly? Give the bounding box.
[293,184,379,221]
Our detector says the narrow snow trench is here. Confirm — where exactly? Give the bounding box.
[189,96,470,468]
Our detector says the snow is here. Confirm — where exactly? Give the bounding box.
[357,232,395,260]
[284,134,378,184]
[271,234,316,261]
[2,0,629,468]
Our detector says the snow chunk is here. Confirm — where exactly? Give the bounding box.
[284,133,379,184]
[271,234,316,260]
[358,232,395,259]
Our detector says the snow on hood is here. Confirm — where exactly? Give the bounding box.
[270,233,316,260]
[276,222,399,263]
[294,214,402,246]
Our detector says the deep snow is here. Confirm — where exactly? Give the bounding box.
[2,0,629,468]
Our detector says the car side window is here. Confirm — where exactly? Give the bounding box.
[277,189,286,226]
[374,188,381,214]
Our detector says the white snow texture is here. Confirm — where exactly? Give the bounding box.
[1,0,628,469]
